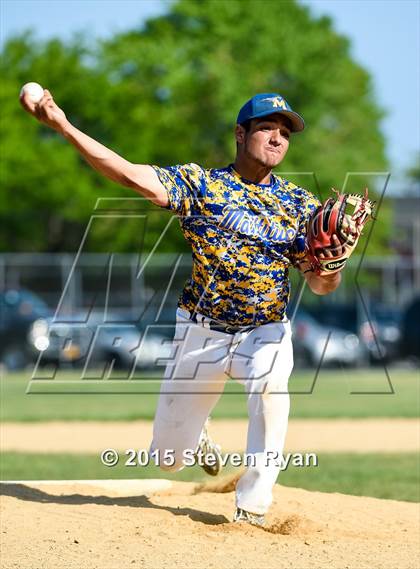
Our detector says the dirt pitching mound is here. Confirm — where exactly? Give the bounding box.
[264,513,320,536]
[0,479,418,569]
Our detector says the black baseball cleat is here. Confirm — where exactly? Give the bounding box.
[233,507,265,527]
[194,421,222,476]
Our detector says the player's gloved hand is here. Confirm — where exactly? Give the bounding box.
[305,189,375,276]
[19,89,68,134]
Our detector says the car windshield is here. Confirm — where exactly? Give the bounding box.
[2,289,49,316]
[371,306,401,324]
[293,311,319,326]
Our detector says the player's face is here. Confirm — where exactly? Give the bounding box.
[239,115,291,169]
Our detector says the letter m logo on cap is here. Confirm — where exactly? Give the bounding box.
[261,96,288,110]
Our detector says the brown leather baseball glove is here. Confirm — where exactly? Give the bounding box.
[305,188,375,276]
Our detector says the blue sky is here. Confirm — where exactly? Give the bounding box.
[1,0,419,188]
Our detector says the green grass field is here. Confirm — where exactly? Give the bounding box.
[1,452,418,503]
[1,369,418,421]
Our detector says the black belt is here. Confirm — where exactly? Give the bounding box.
[188,311,257,335]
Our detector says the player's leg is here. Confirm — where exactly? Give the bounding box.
[150,309,231,471]
[229,320,294,515]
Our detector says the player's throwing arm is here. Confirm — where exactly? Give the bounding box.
[19,82,168,207]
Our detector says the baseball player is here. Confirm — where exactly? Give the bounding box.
[21,90,346,527]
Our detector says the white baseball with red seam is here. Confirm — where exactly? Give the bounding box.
[19,82,44,104]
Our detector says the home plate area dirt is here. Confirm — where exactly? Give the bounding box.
[1,476,418,569]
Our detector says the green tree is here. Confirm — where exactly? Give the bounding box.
[1,0,389,254]
[0,33,128,251]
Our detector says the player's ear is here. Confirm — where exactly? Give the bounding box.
[235,124,246,145]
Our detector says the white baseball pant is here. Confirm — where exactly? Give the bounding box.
[150,307,293,515]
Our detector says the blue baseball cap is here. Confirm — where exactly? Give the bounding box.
[237,93,305,132]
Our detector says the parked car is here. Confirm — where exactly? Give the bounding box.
[291,310,366,368]
[399,296,420,363]
[0,288,51,370]
[305,303,359,334]
[359,304,402,363]
[305,302,402,365]
[39,315,173,370]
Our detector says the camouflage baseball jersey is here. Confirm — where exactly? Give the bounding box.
[152,163,320,326]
